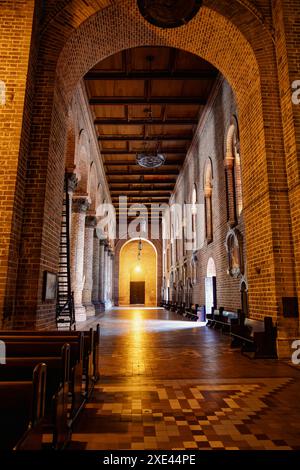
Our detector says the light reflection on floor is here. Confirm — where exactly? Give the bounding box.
[72,307,300,450]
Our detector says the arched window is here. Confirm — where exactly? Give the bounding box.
[225,117,243,225]
[204,159,213,243]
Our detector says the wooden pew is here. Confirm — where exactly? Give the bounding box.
[184,304,199,321]
[176,302,186,315]
[1,338,84,424]
[0,324,100,385]
[230,316,278,358]
[0,363,46,450]
[1,344,70,449]
[212,308,239,333]
[0,325,100,419]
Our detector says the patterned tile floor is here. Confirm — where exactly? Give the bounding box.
[73,308,300,450]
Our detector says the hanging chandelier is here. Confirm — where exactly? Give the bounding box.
[137,0,203,29]
[137,237,143,261]
[136,151,165,169]
[136,70,166,169]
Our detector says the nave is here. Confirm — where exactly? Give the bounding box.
[71,308,300,450]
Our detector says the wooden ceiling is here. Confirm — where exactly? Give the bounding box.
[84,46,218,220]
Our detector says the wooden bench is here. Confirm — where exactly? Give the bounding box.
[176,302,186,315]
[2,337,85,421]
[206,306,219,327]
[0,363,46,450]
[1,324,100,388]
[230,316,277,358]
[184,304,199,321]
[212,308,239,333]
[1,342,71,449]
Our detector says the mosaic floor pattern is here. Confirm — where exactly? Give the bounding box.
[73,308,300,450]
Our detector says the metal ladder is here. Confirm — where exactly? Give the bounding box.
[56,174,75,329]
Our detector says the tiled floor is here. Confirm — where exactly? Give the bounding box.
[72,308,300,450]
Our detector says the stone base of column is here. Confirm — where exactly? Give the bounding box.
[84,303,96,317]
[105,300,113,310]
[75,305,87,322]
[92,301,105,314]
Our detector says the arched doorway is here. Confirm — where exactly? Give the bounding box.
[119,239,157,306]
[205,257,217,316]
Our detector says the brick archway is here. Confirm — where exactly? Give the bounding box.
[9,1,298,354]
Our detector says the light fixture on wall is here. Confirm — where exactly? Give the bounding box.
[137,0,203,29]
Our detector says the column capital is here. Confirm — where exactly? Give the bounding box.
[72,197,90,213]
[100,239,108,247]
[204,186,212,198]
[85,215,97,228]
[66,172,78,192]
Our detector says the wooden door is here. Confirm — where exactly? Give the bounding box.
[130,281,145,305]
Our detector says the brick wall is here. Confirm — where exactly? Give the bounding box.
[169,78,246,313]
[0,0,37,327]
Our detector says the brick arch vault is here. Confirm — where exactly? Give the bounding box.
[6,0,299,356]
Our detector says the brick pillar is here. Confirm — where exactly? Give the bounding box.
[70,197,89,322]
[98,240,106,311]
[0,1,36,325]
[92,232,101,314]
[82,216,96,317]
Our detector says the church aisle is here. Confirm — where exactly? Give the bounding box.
[71,309,300,450]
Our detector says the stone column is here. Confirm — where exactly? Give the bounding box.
[98,240,106,311]
[107,250,113,306]
[66,172,78,233]
[71,197,89,322]
[92,232,101,314]
[103,245,108,304]
[82,215,96,317]
[110,252,114,306]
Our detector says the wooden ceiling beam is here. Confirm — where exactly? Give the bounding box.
[104,160,183,166]
[110,189,171,194]
[109,179,176,186]
[90,97,206,105]
[106,169,179,176]
[85,71,216,80]
[95,118,198,125]
[101,149,186,155]
[98,135,192,141]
